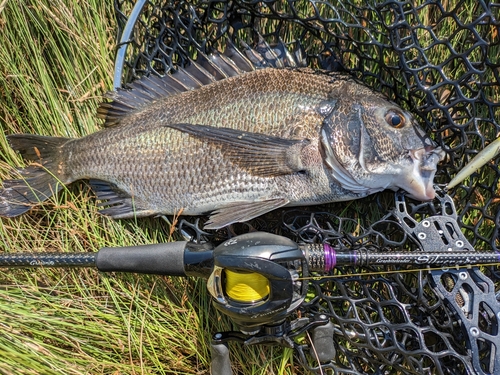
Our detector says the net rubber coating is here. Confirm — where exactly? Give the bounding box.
[0,253,96,268]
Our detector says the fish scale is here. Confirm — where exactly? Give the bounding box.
[122,69,332,135]
[0,45,444,229]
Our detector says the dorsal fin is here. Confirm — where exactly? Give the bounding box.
[195,52,242,80]
[97,36,307,127]
[224,40,256,72]
[239,36,307,69]
[181,59,219,85]
[97,75,178,126]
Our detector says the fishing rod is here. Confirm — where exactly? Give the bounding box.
[1,189,495,274]
[1,236,499,275]
[1,192,499,374]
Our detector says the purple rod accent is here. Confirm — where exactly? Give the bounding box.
[323,243,336,272]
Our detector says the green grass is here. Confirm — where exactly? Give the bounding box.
[0,0,498,374]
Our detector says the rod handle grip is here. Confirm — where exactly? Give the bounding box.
[96,242,188,276]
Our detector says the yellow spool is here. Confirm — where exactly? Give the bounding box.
[224,269,270,303]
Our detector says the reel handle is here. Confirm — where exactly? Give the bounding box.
[310,318,335,363]
[210,340,232,375]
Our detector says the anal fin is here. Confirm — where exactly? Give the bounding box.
[90,180,156,219]
[205,198,289,230]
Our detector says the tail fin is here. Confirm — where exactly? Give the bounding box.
[0,134,71,217]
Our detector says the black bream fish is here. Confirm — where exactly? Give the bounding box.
[0,42,443,229]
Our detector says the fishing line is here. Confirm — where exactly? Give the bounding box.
[224,269,270,303]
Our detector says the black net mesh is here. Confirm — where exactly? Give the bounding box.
[113,1,500,374]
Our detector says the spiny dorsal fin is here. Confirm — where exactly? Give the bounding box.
[97,75,177,126]
[97,37,307,127]
[223,39,256,72]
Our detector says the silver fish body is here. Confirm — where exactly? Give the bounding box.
[0,47,444,229]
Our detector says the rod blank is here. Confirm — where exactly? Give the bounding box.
[0,253,96,268]
[303,243,500,272]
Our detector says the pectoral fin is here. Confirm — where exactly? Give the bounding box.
[205,198,289,229]
[166,123,309,177]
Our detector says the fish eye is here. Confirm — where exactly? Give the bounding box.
[385,110,406,128]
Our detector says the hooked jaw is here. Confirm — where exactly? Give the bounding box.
[401,146,445,200]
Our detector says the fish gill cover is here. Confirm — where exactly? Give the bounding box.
[112,1,499,374]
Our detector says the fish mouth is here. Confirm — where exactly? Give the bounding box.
[401,146,445,201]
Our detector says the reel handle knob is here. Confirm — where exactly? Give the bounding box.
[210,339,233,375]
[310,317,335,363]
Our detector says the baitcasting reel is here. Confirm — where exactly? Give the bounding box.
[204,233,332,375]
[206,232,308,334]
